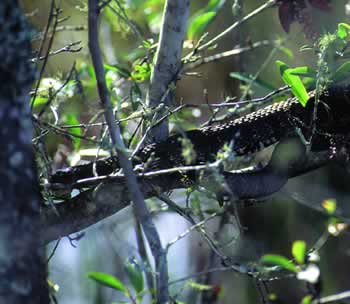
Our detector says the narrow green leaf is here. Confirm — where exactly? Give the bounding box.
[292,240,306,265]
[289,66,317,78]
[125,262,144,294]
[88,272,127,293]
[207,0,225,11]
[337,23,350,40]
[276,60,309,107]
[278,46,294,59]
[229,72,275,90]
[104,64,131,78]
[188,12,216,40]
[333,61,350,82]
[260,254,297,272]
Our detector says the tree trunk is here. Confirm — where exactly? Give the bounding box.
[0,1,49,302]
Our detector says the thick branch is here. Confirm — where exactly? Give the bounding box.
[146,0,190,141]
[41,149,331,244]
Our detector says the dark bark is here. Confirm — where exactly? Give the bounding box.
[0,1,49,303]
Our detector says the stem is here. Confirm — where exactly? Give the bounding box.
[87,1,169,302]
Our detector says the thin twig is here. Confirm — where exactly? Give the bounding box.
[197,0,276,52]
[31,41,82,62]
[184,40,272,71]
[31,0,61,110]
[37,61,76,117]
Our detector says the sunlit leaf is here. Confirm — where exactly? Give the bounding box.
[188,12,216,40]
[292,240,306,265]
[322,198,337,214]
[131,62,151,82]
[337,22,350,40]
[276,60,309,106]
[207,0,225,11]
[31,96,49,108]
[88,272,127,293]
[260,254,297,272]
[289,66,317,78]
[301,295,312,304]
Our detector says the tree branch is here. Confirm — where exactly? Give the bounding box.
[87,1,169,302]
[41,149,332,243]
[146,0,190,141]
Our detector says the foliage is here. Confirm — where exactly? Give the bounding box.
[25,1,350,303]
[88,262,145,303]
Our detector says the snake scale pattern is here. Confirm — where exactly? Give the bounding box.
[50,85,350,186]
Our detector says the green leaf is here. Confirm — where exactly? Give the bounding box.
[31,96,49,108]
[207,0,225,11]
[125,262,144,294]
[229,72,276,91]
[104,64,131,78]
[289,66,317,78]
[65,114,81,150]
[278,46,294,60]
[337,23,350,40]
[131,63,151,83]
[260,254,298,272]
[88,272,127,293]
[333,61,350,82]
[292,240,306,265]
[301,295,312,304]
[276,60,309,107]
[188,11,216,40]
[322,198,337,215]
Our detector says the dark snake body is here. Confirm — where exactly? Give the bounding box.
[50,85,350,194]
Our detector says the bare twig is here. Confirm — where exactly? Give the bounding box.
[184,40,272,71]
[37,61,76,118]
[31,0,61,110]
[87,1,169,302]
[210,85,290,108]
[31,41,82,62]
[197,0,276,52]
